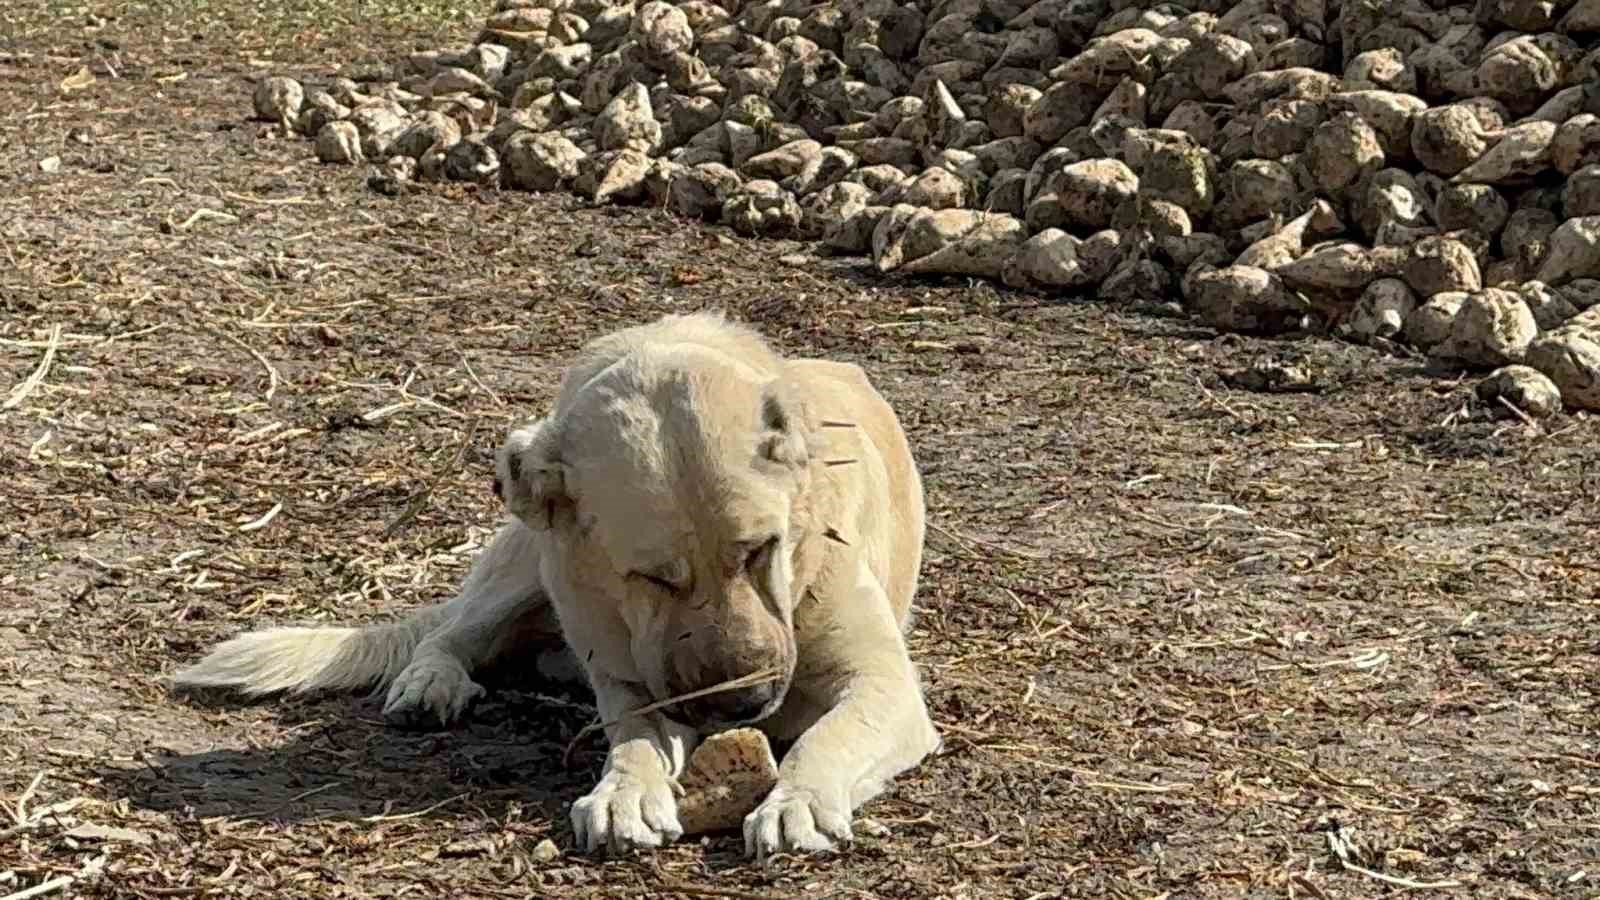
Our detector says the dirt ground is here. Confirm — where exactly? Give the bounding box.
[2,3,1598,898]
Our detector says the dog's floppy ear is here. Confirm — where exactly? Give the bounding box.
[495,417,571,530]
[758,381,810,469]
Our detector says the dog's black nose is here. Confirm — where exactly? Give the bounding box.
[678,683,778,727]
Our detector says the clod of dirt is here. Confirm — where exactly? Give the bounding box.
[1405,290,1470,351]
[596,83,662,154]
[253,76,303,130]
[1345,278,1419,343]
[315,121,364,165]
[1186,265,1310,336]
[1222,359,1320,394]
[1404,236,1482,296]
[1536,216,1600,284]
[1525,326,1600,410]
[1002,228,1095,291]
[240,0,1600,411]
[1431,287,1539,369]
[502,131,586,192]
[530,838,561,863]
[880,209,1028,278]
[1451,121,1558,185]
[675,728,779,837]
[1476,365,1563,419]
[722,180,802,237]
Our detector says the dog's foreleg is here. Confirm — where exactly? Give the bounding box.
[743,563,940,861]
[570,673,699,854]
[382,520,551,727]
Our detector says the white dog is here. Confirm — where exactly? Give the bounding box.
[172,311,940,860]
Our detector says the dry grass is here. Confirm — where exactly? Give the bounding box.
[2,2,1599,898]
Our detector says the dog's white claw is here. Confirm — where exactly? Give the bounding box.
[571,770,684,856]
[382,655,485,728]
[743,784,853,862]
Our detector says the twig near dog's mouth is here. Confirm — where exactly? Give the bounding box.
[561,668,784,768]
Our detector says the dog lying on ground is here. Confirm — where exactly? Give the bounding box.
[171,311,941,860]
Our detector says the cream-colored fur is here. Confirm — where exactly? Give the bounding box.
[170,311,940,860]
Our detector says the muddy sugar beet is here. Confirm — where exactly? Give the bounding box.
[248,0,1600,412]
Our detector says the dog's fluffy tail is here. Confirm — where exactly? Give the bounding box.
[169,605,449,697]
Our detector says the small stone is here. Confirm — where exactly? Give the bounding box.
[1325,91,1428,161]
[1474,35,1572,113]
[1560,279,1600,312]
[1218,159,1299,227]
[1476,365,1562,419]
[531,838,561,863]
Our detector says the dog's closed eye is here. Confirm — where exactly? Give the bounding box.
[634,572,680,594]
[744,536,779,574]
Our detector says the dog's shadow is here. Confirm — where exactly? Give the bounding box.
[91,678,785,867]
[98,678,610,838]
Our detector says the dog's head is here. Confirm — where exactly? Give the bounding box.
[495,346,817,731]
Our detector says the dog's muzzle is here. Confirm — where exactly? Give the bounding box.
[674,681,782,729]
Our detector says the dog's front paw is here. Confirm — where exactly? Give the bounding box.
[571,770,684,855]
[743,783,853,861]
[382,654,485,729]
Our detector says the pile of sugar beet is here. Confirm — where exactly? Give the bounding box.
[250,0,1600,414]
